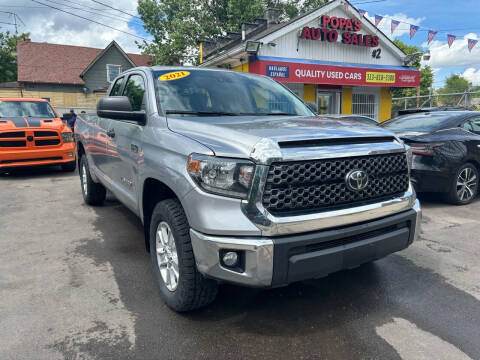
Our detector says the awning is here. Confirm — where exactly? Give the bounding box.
[249,56,420,87]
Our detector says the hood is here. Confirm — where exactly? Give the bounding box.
[167,115,398,158]
[0,116,64,130]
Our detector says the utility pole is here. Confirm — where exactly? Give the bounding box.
[13,13,18,35]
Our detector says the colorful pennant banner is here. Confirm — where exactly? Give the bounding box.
[410,25,419,39]
[447,34,456,48]
[427,30,437,45]
[358,9,367,17]
[468,39,478,52]
[374,15,383,27]
[391,20,400,34]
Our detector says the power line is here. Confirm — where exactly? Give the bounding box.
[88,0,141,19]
[43,0,136,23]
[30,0,149,40]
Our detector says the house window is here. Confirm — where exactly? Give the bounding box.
[107,64,122,83]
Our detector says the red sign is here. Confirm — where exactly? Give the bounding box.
[249,59,420,87]
[300,16,379,48]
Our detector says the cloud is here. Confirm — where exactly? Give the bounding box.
[462,68,480,86]
[420,33,480,69]
[0,0,149,53]
[365,12,425,39]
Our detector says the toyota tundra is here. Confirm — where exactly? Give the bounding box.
[75,67,421,311]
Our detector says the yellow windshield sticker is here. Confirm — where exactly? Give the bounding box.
[159,71,190,81]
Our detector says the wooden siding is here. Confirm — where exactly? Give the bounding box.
[82,45,135,91]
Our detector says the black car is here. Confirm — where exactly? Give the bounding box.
[381,111,480,205]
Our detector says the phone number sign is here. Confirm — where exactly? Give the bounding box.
[366,72,396,84]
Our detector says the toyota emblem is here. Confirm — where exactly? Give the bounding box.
[346,169,369,191]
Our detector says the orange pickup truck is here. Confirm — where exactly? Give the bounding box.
[0,98,76,172]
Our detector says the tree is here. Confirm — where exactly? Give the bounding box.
[437,74,470,106]
[137,0,328,65]
[0,30,29,83]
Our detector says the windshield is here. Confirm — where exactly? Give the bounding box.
[381,113,457,132]
[154,70,313,117]
[0,101,57,118]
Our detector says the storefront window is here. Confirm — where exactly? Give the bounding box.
[352,93,378,120]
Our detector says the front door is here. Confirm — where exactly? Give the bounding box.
[317,91,340,115]
[105,73,146,212]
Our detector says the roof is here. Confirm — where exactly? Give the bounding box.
[17,40,151,85]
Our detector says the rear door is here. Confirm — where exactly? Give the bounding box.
[90,76,125,175]
[104,72,147,211]
[461,116,480,160]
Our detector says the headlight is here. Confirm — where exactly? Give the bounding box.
[62,132,74,143]
[187,154,255,199]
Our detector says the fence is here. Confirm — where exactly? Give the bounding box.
[392,91,480,117]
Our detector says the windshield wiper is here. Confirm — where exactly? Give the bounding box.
[165,110,238,116]
[236,112,299,116]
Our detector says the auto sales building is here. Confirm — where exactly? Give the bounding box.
[199,0,420,122]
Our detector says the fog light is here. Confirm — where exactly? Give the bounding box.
[68,152,73,157]
[222,251,238,267]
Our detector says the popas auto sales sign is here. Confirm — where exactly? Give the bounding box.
[300,15,379,47]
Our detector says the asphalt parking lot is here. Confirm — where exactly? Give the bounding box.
[1,167,479,360]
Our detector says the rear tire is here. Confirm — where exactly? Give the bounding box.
[149,199,218,312]
[79,155,106,206]
[445,163,478,205]
[61,160,76,172]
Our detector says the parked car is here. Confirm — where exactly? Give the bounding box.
[396,106,472,116]
[0,98,76,173]
[380,111,480,204]
[324,114,379,126]
[76,67,421,311]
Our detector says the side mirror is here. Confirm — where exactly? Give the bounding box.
[305,101,318,114]
[97,96,146,124]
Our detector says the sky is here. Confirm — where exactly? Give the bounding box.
[0,0,479,88]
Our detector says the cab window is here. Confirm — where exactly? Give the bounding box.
[469,118,480,134]
[110,76,124,96]
[123,74,146,111]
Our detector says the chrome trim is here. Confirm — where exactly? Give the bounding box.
[280,141,405,162]
[242,140,414,236]
[190,229,273,287]
[412,199,422,242]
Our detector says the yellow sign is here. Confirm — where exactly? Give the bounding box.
[366,72,396,83]
[159,71,190,81]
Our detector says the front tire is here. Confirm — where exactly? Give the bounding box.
[445,163,478,205]
[79,155,106,206]
[149,199,218,312]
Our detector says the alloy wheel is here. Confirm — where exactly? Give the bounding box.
[81,164,88,196]
[156,221,179,291]
[456,167,477,202]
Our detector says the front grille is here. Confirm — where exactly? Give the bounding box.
[262,153,409,215]
[35,139,60,146]
[0,131,25,138]
[34,131,57,137]
[0,140,27,147]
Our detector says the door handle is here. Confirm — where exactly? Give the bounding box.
[107,129,115,138]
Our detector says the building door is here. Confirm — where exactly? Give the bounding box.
[317,90,340,115]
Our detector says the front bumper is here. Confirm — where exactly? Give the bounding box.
[0,143,76,168]
[191,199,421,287]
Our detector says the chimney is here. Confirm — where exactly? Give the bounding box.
[264,8,280,25]
[23,37,31,42]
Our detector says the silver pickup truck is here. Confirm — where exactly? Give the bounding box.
[75,67,421,311]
